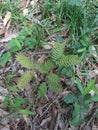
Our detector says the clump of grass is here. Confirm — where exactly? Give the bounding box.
[41,0,97,44]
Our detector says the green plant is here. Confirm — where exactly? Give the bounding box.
[15,43,80,95]
[1,52,12,66]
[64,78,98,126]
[55,0,98,61]
[4,92,34,115]
[41,0,55,19]
[1,23,45,66]
[37,83,47,99]
[0,0,26,25]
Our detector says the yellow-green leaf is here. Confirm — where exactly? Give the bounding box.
[16,53,34,69]
[20,109,35,115]
[17,71,33,89]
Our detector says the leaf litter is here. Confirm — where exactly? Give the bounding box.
[0,0,98,130]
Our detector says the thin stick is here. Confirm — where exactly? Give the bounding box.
[86,108,98,126]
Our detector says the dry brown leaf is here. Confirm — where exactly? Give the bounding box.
[25,84,34,103]
[51,13,56,22]
[3,12,11,27]
[41,116,51,127]
[92,123,98,130]
[49,104,58,130]
[89,69,98,78]
[0,126,10,130]
[54,113,65,130]
[22,114,31,126]
[0,86,8,102]
[0,28,5,35]
[0,16,5,35]
[23,8,28,16]
[43,44,52,50]
[0,109,10,130]
[91,46,98,62]
[69,125,78,130]
[37,55,46,62]
[0,86,8,95]
[20,0,27,8]
[0,33,18,43]
[30,0,38,8]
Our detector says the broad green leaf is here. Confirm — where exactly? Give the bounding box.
[16,53,34,69]
[81,51,87,61]
[9,39,22,52]
[13,97,28,105]
[1,52,12,66]
[8,86,19,92]
[37,60,55,73]
[71,102,84,126]
[77,48,86,53]
[20,109,35,115]
[63,93,77,104]
[17,71,33,89]
[76,78,84,95]
[83,79,96,95]
[91,95,98,102]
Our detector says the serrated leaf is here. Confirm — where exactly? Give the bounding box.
[17,71,33,89]
[37,59,55,73]
[48,73,62,93]
[37,83,47,99]
[52,43,65,61]
[83,79,96,95]
[56,55,80,67]
[20,109,35,115]
[16,53,34,69]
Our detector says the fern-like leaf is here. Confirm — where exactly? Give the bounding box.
[17,71,33,89]
[36,59,55,73]
[56,55,80,67]
[48,73,62,93]
[37,83,47,99]
[16,53,34,69]
[52,43,65,61]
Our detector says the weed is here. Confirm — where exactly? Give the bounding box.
[64,78,98,126]
[4,93,34,115]
[1,23,45,66]
[0,0,98,126]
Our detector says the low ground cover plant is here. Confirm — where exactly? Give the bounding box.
[0,0,98,129]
